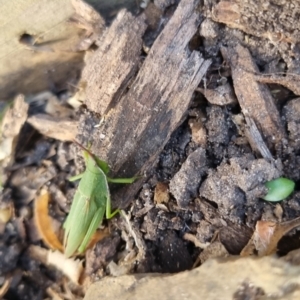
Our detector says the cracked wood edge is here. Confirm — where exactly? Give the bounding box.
[78,0,211,208]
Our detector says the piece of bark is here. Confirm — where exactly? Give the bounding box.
[221,44,286,153]
[196,83,237,106]
[254,74,300,97]
[27,114,77,142]
[81,10,147,116]
[78,0,211,208]
[283,98,300,149]
[244,116,273,162]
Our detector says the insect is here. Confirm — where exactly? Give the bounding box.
[63,142,136,257]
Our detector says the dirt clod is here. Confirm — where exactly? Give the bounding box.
[169,147,207,208]
[200,155,281,223]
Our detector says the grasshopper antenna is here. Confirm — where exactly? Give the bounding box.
[73,140,95,159]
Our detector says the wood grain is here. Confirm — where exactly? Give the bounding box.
[82,10,147,115]
[221,44,286,154]
[78,0,211,208]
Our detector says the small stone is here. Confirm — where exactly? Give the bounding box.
[199,19,219,39]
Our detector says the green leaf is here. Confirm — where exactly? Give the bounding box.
[263,177,295,202]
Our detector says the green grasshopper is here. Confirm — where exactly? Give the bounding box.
[63,142,135,257]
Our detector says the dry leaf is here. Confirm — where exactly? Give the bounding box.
[34,189,63,251]
[241,217,300,257]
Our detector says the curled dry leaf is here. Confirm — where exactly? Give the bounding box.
[241,217,300,257]
[34,189,63,252]
[274,204,283,221]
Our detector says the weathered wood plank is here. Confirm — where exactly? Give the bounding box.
[78,0,211,208]
[81,10,147,115]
